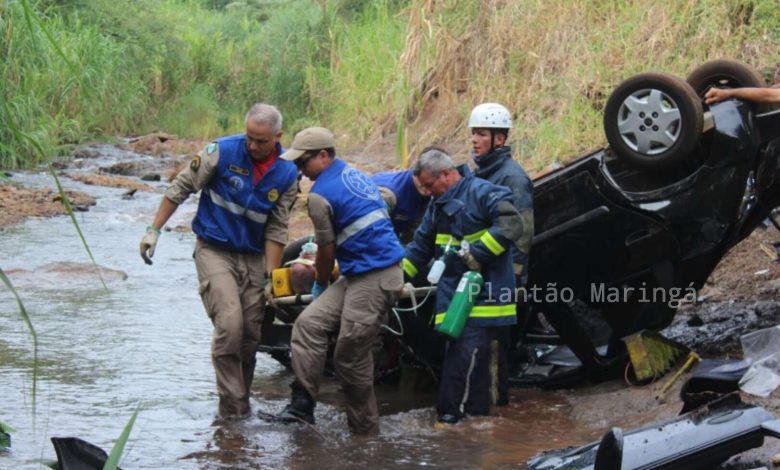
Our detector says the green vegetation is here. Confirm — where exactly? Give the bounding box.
[0,420,16,450]
[104,405,140,470]
[2,0,779,171]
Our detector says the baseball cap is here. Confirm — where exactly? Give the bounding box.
[280,126,335,161]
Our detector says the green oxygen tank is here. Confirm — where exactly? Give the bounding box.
[438,270,484,339]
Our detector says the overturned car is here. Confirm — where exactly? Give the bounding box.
[260,59,780,386]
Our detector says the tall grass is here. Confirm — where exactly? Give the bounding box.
[1,0,147,167]
[2,0,779,171]
[309,1,410,140]
[0,0,325,168]
[360,0,780,171]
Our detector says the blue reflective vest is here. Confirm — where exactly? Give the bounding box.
[192,135,297,253]
[311,159,404,275]
[372,169,428,234]
[404,172,518,327]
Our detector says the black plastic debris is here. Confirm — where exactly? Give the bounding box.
[679,359,750,413]
[528,394,780,470]
[50,437,120,470]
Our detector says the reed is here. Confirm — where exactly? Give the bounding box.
[0,267,37,415]
[104,405,141,470]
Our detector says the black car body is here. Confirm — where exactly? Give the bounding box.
[519,99,780,382]
[260,96,780,386]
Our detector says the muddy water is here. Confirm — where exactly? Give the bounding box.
[0,148,597,469]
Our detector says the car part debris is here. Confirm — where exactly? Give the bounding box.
[50,437,119,470]
[623,330,689,382]
[655,351,700,402]
[528,394,780,470]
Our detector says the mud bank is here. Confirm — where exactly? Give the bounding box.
[0,180,96,229]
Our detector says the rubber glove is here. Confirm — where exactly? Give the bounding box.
[140,225,160,265]
[311,281,327,300]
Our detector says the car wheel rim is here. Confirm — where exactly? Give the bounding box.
[616,88,682,156]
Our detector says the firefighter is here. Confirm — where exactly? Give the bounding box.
[469,102,534,405]
[403,147,523,424]
[139,103,298,419]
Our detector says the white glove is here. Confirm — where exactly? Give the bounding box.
[140,226,160,265]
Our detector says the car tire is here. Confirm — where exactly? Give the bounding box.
[604,72,703,170]
[686,58,766,110]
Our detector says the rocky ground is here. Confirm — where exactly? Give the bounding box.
[3,136,780,468]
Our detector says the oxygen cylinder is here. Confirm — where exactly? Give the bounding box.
[438,270,484,339]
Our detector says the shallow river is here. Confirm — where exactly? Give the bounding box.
[0,148,596,469]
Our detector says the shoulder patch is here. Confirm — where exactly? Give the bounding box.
[267,188,279,202]
[206,143,217,155]
[190,155,201,172]
[229,164,250,176]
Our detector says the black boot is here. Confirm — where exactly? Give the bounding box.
[276,381,315,424]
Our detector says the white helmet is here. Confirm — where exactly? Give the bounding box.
[468,103,512,129]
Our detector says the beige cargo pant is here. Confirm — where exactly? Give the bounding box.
[291,263,403,434]
[194,239,266,418]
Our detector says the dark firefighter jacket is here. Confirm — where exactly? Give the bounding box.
[403,170,523,327]
[473,145,534,282]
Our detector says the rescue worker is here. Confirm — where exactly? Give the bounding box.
[275,126,404,435]
[402,148,523,424]
[468,102,534,405]
[139,103,298,419]
[373,166,430,242]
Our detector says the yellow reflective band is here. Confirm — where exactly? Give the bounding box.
[436,305,516,325]
[464,229,486,243]
[435,233,460,246]
[479,230,506,256]
[402,258,418,278]
[470,304,516,318]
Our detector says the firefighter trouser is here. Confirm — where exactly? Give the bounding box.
[494,275,527,406]
[495,325,511,406]
[291,264,403,434]
[438,325,497,419]
[194,239,266,418]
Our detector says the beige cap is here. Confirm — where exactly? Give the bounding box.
[280,126,335,161]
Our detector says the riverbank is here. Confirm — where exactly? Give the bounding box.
[3,138,780,467]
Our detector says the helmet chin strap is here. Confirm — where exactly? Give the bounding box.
[489,129,498,154]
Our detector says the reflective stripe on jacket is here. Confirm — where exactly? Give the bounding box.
[311,158,404,275]
[192,136,297,253]
[404,170,520,327]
